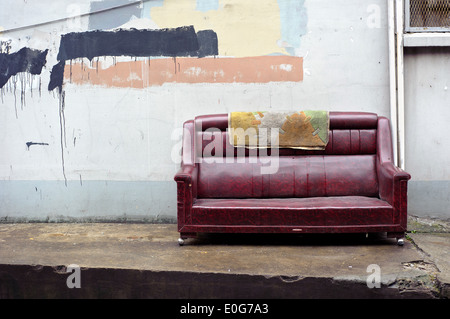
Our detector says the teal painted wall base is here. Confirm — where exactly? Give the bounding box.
[1,180,448,223]
[408,180,450,221]
[0,180,177,223]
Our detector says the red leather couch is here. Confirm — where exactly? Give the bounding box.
[174,112,411,245]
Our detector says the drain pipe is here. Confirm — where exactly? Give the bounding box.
[388,0,398,166]
[396,0,406,170]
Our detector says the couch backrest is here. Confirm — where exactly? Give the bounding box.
[193,112,380,198]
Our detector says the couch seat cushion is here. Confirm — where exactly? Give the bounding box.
[191,196,393,226]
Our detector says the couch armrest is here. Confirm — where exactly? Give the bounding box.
[378,162,410,228]
[174,164,198,200]
[376,116,411,229]
[380,162,411,182]
[174,165,198,230]
[376,116,411,203]
[174,165,196,183]
[378,162,411,202]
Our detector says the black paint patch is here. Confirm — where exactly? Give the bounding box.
[0,47,48,88]
[26,142,49,150]
[57,26,201,61]
[196,30,219,58]
[48,26,219,91]
[48,61,66,93]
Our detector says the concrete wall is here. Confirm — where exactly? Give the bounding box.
[0,0,447,222]
[404,47,450,220]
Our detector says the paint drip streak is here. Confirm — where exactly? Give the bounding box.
[58,90,67,186]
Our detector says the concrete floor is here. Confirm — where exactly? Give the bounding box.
[0,222,448,299]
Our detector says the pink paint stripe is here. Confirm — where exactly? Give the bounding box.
[65,56,303,87]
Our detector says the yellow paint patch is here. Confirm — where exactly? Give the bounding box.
[149,0,285,57]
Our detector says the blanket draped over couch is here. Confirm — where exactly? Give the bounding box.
[228,110,329,150]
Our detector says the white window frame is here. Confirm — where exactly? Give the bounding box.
[404,0,450,46]
[405,0,450,32]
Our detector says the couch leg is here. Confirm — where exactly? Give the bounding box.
[178,232,197,246]
[387,232,405,246]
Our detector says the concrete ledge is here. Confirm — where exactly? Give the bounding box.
[0,223,448,299]
[404,33,450,47]
[0,263,438,299]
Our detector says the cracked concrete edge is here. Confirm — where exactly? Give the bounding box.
[258,260,443,298]
[405,215,450,298]
[333,269,441,299]
[405,236,450,299]
[408,216,450,233]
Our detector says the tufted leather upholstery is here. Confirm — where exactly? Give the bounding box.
[197,155,379,198]
[175,112,411,241]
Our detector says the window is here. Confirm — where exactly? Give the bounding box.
[406,0,450,32]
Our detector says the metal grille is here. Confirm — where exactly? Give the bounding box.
[407,0,450,30]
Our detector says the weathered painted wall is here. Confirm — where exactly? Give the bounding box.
[2,0,443,222]
[404,47,450,220]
